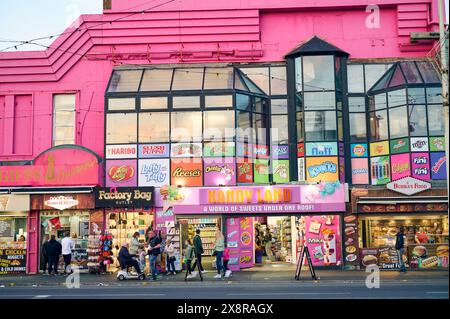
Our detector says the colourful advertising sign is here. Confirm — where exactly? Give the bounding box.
[391,153,411,181]
[106,160,137,187]
[253,145,269,159]
[370,156,390,185]
[271,145,289,160]
[430,152,447,180]
[0,146,101,187]
[351,158,369,184]
[239,217,254,269]
[411,153,430,180]
[272,160,290,183]
[390,138,409,154]
[351,144,368,158]
[226,217,241,271]
[254,159,269,183]
[305,142,338,157]
[138,159,170,187]
[297,143,305,157]
[203,158,236,186]
[236,143,253,157]
[106,144,137,159]
[429,137,446,152]
[237,159,253,183]
[170,159,203,187]
[203,142,235,157]
[410,137,429,152]
[170,143,202,158]
[138,144,170,158]
[370,141,389,157]
[155,208,175,231]
[306,157,339,182]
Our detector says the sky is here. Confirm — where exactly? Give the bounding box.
[0,0,449,52]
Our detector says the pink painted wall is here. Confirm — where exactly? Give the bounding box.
[0,0,442,163]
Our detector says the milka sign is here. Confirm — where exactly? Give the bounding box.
[0,146,101,187]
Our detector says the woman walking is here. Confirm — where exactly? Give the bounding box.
[213,230,225,279]
[165,239,177,275]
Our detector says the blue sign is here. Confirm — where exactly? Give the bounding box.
[271,145,289,159]
[305,142,338,157]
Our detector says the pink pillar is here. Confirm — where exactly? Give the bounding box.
[26,210,40,274]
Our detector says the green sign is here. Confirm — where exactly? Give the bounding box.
[429,137,446,152]
[272,160,290,183]
[390,138,409,154]
[254,159,269,184]
[203,142,235,157]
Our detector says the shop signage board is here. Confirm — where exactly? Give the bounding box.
[0,146,101,187]
[225,218,240,271]
[31,194,95,210]
[386,177,431,196]
[350,143,368,158]
[171,143,202,158]
[390,153,411,181]
[272,160,290,183]
[138,144,170,158]
[237,160,253,183]
[358,203,448,213]
[370,156,390,185]
[411,153,430,180]
[306,157,339,182]
[271,145,289,159]
[342,214,358,269]
[430,152,447,180]
[360,247,406,270]
[203,142,235,157]
[410,137,429,152]
[351,158,369,184]
[138,159,170,187]
[106,160,137,187]
[239,217,254,269]
[0,195,30,212]
[94,187,155,208]
[305,142,338,157]
[105,144,137,159]
[203,158,236,186]
[44,196,79,210]
[429,137,446,152]
[408,244,449,269]
[0,249,27,274]
[254,159,269,183]
[297,143,305,157]
[253,145,269,159]
[390,138,409,154]
[170,159,203,187]
[370,141,389,157]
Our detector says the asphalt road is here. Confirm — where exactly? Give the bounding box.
[0,280,448,299]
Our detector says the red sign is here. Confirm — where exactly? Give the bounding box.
[108,165,134,182]
[297,143,305,157]
[0,146,101,187]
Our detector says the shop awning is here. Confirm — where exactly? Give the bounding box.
[0,186,96,195]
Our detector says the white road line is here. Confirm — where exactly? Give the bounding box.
[34,295,50,298]
[426,291,448,294]
[227,292,352,296]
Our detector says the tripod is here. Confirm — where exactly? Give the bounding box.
[294,245,318,281]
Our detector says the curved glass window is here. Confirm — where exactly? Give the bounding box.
[108,70,142,93]
[172,68,204,90]
[204,68,234,90]
[140,69,173,91]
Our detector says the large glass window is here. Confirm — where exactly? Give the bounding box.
[347,64,365,93]
[171,111,202,142]
[304,111,337,141]
[172,96,200,109]
[388,89,406,107]
[364,64,392,91]
[428,104,445,135]
[172,68,204,91]
[236,94,251,111]
[140,69,173,91]
[141,97,168,110]
[53,94,76,146]
[348,97,366,112]
[237,111,252,142]
[203,110,234,141]
[203,68,234,90]
[108,70,142,92]
[106,113,137,144]
[407,87,426,104]
[388,106,408,139]
[139,112,169,142]
[108,98,135,111]
[304,92,335,110]
[426,87,443,104]
[350,113,367,141]
[238,67,269,94]
[205,95,233,108]
[270,66,287,95]
[408,105,428,136]
[302,56,335,91]
[369,110,388,141]
[272,115,288,144]
[254,113,268,144]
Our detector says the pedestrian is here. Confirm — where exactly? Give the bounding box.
[159,231,167,273]
[165,239,176,275]
[61,231,75,275]
[223,244,232,278]
[118,243,143,275]
[130,232,140,255]
[47,235,62,275]
[147,230,161,280]
[395,226,407,273]
[264,227,273,261]
[185,239,195,279]
[191,229,206,276]
[213,230,225,279]
[41,234,50,274]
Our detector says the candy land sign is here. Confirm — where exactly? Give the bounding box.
[0,146,101,187]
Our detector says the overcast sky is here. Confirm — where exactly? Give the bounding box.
[0,0,448,52]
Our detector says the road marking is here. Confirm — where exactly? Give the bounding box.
[227,292,352,296]
[34,295,50,298]
[426,292,448,294]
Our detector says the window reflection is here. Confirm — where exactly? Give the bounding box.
[302,56,335,91]
[106,113,137,144]
[304,111,337,141]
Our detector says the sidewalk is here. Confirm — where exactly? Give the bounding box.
[0,269,448,287]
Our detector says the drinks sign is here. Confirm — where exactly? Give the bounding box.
[390,138,409,154]
[370,156,390,185]
[387,177,431,196]
[139,144,170,158]
[411,153,430,180]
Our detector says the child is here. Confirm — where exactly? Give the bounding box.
[223,244,232,278]
[184,239,194,279]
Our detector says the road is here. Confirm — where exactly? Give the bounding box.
[0,280,448,299]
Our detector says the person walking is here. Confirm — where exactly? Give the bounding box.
[61,231,75,275]
[213,230,225,279]
[395,226,407,273]
[165,239,176,275]
[192,229,205,276]
[185,239,195,279]
[130,232,140,255]
[41,234,50,274]
[147,230,161,280]
[264,227,273,261]
[223,244,232,278]
[47,235,62,275]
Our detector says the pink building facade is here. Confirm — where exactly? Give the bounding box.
[0,0,447,274]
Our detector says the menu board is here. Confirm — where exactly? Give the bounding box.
[0,248,27,274]
[360,247,407,270]
[342,214,359,269]
[72,248,88,270]
[408,244,449,269]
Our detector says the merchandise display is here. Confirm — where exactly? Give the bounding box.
[107,212,153,248]
[179,218,221,256]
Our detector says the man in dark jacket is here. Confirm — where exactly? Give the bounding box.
[47,235,62,275]
[148,230,161,280]
[118,243,142,274]
[395,227,407,273]
[41,234,50,274]
[192,229,205,274]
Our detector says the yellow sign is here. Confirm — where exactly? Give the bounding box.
[370,141,389,157]
[306,157,339,182]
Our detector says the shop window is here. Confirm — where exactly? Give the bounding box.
[139,112,169,143]
[203,67,234,90]
[239,67,270,94]
[237,111,252,142]
[304,111,337,141]
[369,93,387,111]
[347,64,365,93]
[171,68,204,91]
[304,91,336,110]
[170,111,202,142]
[295,58,302,92]
[408,105,428,136]
[426,87,443,104]
[271,99,287,115]
[107,212,153,252]
[106,113,137,144]
[407,87,426,104]
[369,110,388,141]
[350,113,367,141]
[53,94,76,146]
[108,98,136,111]
[296,111,304,142]
[236,94,251,111]
[13,95,33,154]
[302,55,335,91]
[172,96,200,109]
[270,66,287,95]
[271,115,288,144]
[388,106,408,139]
[364,64,392,92]
[348,97,366,112]
[0,215,27,249]
[140,69,173,91]
[108,70,142,93]
[388,89,406,107]
[203,110,235,141]
[140,97,168,110]
[253,97,268,114]
[205,95,233,108]
[427,104,445,136]
[416,61,441,83]
[401,61,423,84]
[253,113,268,144]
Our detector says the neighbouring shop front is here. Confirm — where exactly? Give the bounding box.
[154,182,347,271]
[345,181,448,271]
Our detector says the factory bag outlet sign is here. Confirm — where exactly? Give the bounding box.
[95,187,155,208]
